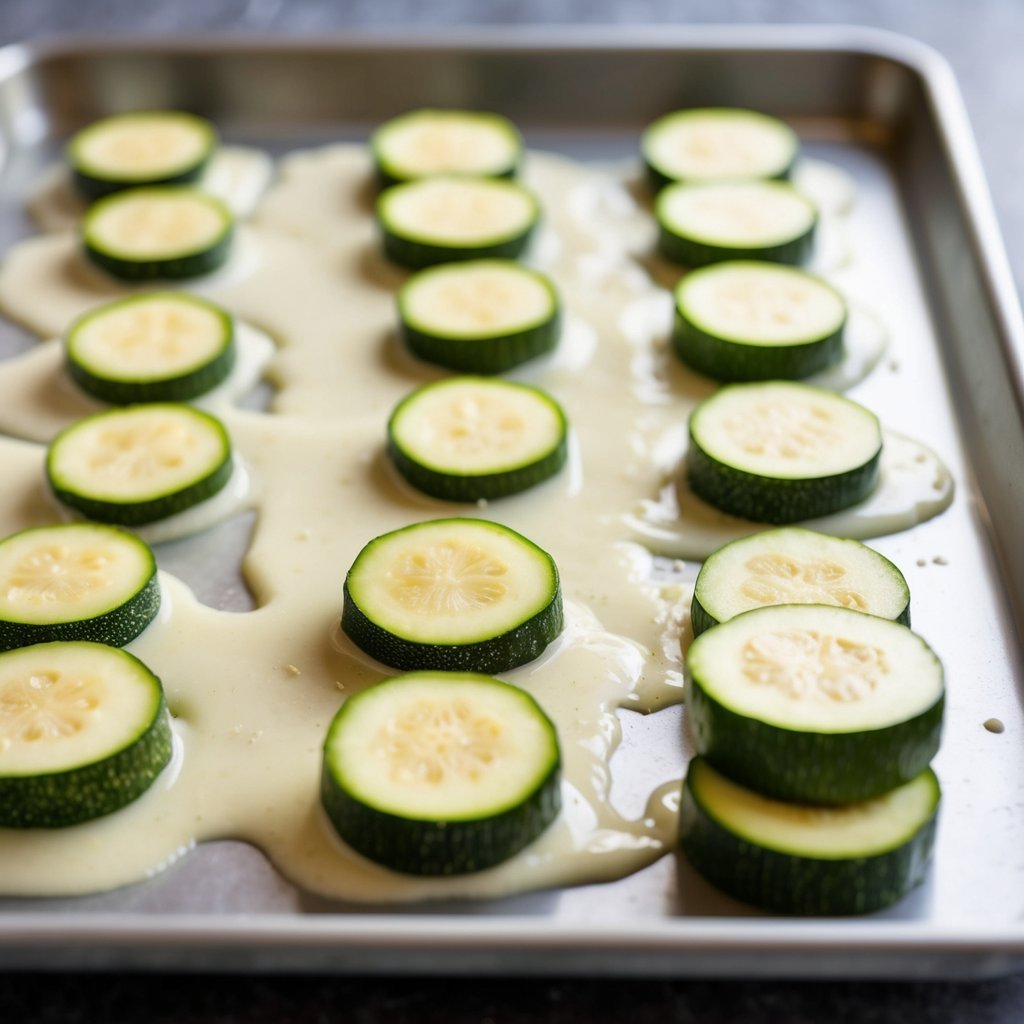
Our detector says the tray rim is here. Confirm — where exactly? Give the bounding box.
[0,24,1022,977]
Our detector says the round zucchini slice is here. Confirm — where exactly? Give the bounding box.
[685,604,944,804]
[687,381,882,523]
[673,262,846,382]
[642,107,798,191]
[46,404,234,527]
[679,758,940,915]
[371,108,523,188]
[67,110,217,202]
[0,641,172,828]
[656,181,817,268]
[377,176,539,269]
[342,518,563,674]
[0,524,159,651]
[82,185,234,281]
[65,291,236,404]
[388,377,569,501]
[398,259,560,373]
[691,527,910,636]
[321,670,562,875]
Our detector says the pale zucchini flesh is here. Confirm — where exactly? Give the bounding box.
[388,377,569,501]
[65,291,236,404]
[321,670,561,875]
[371,108,522,187]
[46,404,234,526]
[68,110,217,201]
[0,641,172,828]
[687,381,882,523]
[691,528,910,636]
[679,757,940,915]
[342,518,563,674]
[686,604,944,803]
[0,524,160,650]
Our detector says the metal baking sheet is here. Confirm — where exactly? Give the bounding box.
[0,27,1022,978]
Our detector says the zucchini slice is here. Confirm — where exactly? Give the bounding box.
[371,108,523,188]
[388,377,569,501]
[68,110,217,202]
[377,177,540,269]
[687,381,882,523]
[656,181,817,268]
[691,527,910,636]
[46,404,234,527]
[673,262,845,381]
[65,292,236,405]
[686,604,944,804]
[342,518,563,674]
[398,260,560,373]
[82,185,234,281]
[0,524,159,651]
[642,107,798,191]
[321,670,561,875]
[0,641,172,828]
[679,758,940,915]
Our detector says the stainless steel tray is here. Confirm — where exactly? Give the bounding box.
[0,27,1022,979]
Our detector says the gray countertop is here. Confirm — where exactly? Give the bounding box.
[0,1,1022,1020]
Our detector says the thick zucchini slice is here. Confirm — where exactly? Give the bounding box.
[679,758,940,915]
[398,260,560,373]
[377,177,539,269]
[371,108,523,188]
[65,292,236,404]
[388,377,569,501]
[0,641,172,828]
[687,381,882,523]
[68,110,217,202]
[691,527,910,636]
[82,186,234,281]
[321,670,561,875]
[0,524,159,651]
[686,604,944,804]
[656,181,817,268]
[342,518,563,674]
[673,262,846,381]
[642,107,798,191]
[46,404,234,526]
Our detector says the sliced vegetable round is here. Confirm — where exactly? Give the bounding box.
[0,641,172,828]
[46,403,234,526]
[82,186,234,281]
[0,524,159,651]
[673,262,845,381]
[656,181,817,268]
[642,107,798,191]
[321,670,561,875]
[687,381,882,523]
[398,260,560,373]
[691,527,910,637]
[388,377,569,501]
[371,108,523,188]
[679,757,940,915]
[342,518,563,674]
[68,110,217,202]
[65,292,236,404]
[685,604,944,804]
[377,176,539,269]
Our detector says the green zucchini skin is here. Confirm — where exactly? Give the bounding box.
[686,437,881,524]
[678,759,940,915]
[0,646,173,829]
[74,163,210,205]
[658,222,814,269]
[673,308,843,383]
[647,161,792,196]
[382,226,536,271]
[84,230,233,283]
[686,668,943,806]
[341,578,564,675]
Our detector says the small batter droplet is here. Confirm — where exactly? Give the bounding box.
[983,718,1005,734]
